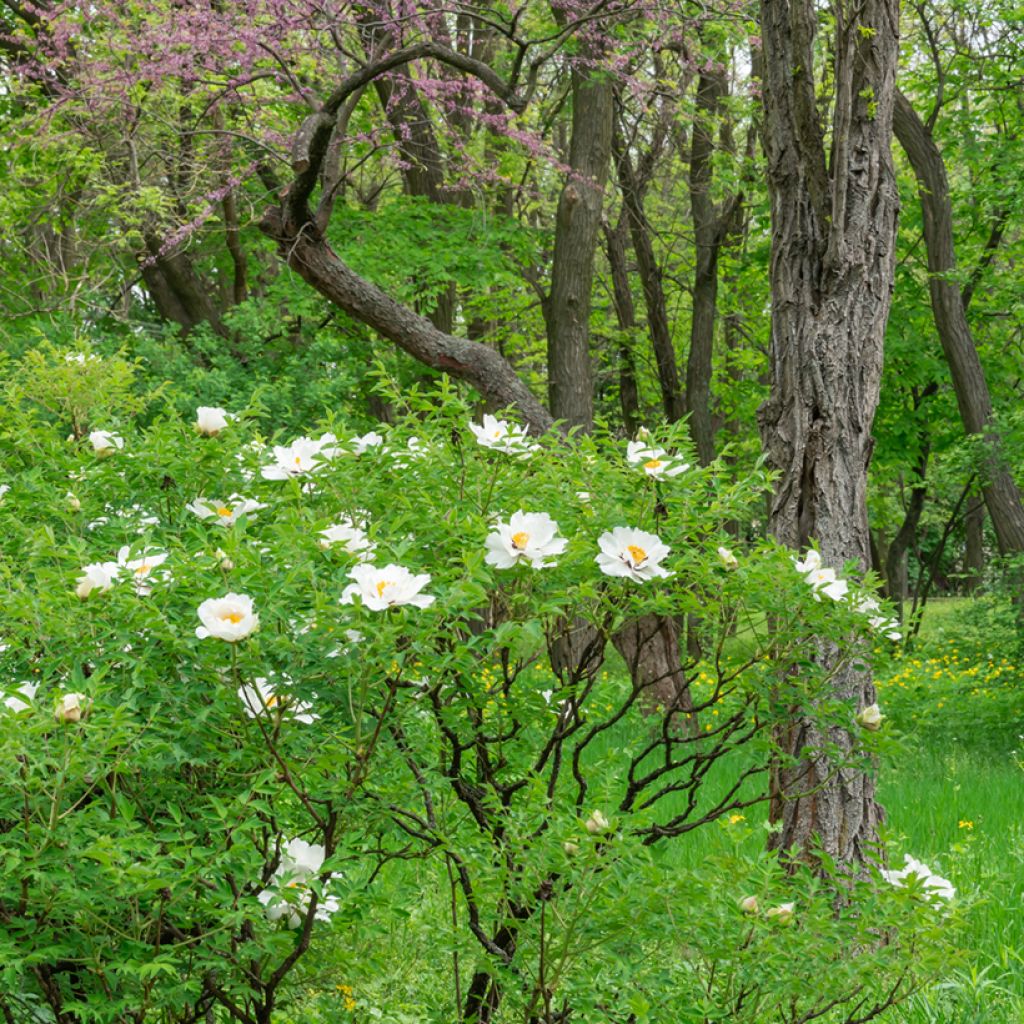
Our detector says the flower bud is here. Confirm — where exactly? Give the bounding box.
[765,902,794,926]
[584,810,610,835]
[67,492,81,511]
[739,895,759,915]
[717,546,739,570]
[215,548,234,571]
[55,692,88,723]
[855,703,884,731]
[563,842,580,856]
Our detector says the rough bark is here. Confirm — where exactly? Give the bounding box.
[544,55,613,428]
[892,91,1024,555]
[141,233,227,338]
[757,0,899,866]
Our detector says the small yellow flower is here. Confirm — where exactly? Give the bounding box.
[958,820,973,830]
[729,814,746,825]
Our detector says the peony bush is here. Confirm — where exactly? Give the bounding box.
[0,350,963,1022]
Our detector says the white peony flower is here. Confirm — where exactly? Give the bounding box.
[595,527,673,583]
[238,678,318,723]
[195,593,259,641]
[196,406,231,436]
[116,546,169,595]
[468,414,539,455]
[855,703,884,731]
[880,855,955,901]
[389,435,428,468]
[257,837,336,928]
[717,546,739,570]
[584,810,610,834]
[258,884,339,929]
[804,566,849,602]
[261,434,340,480]
[3,682,37,713]
[793,549,822,574]
[75,561,121,599]
[89,430,124,456]
[853,595,901,640]
[319,520,375,558]
[55,692,88,723]
[188,496,266,526]
[485,511,567,570]
[0,484,9,503]
[626,439,658,463]
[350,431,384,454]
[340,563,435,611]
[629,444,688,479]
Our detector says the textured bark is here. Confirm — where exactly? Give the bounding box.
[260,208,553,434]
[544,56,613,427]
[892,91,1024,556]
[611,614,695,722]
[757,0,899,866]
[612,127,684,424]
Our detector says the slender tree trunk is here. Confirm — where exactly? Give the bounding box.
[612,127,684,424]
[604,216,642,434]
[544,57,613,428]
[686,68,729,466]
[757,0,899,866]
[885,444,930,612]
[962,496,985,592]
[892,92,1024,556]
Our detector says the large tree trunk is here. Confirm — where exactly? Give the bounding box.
[757,0,899,866]
[544,56,613,428]
[892,92,1024,557]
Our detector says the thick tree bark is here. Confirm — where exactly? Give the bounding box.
[757,0,899,866]
[140,233,227,338]
[544,57,613,428]
[892,91,1024,556]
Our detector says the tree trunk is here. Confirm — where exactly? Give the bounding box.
[604,216,642,434]
[757,0,899,866]
[962,496,985,593]
[892,91,1024,556]
[884,444,929,613]
[686,68,729,466]
[612,127,684,424]
[544,57,613,428]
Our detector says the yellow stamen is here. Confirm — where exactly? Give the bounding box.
[627,545,648,565]
[376,580,392,598]
[265,694,279,709]
[134,564,150,574]
[644,459,663,470]
[511,531,529,550]
[216,506,233,517]
[222,611,245,624]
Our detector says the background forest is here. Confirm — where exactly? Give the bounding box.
[0,1,1022,1022]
